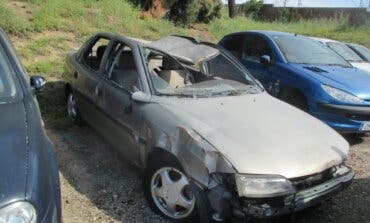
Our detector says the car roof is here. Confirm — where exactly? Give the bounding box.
[96,32,220,65]
[310,37,338,43]
[225,30,300,37]
[147,36,220,65]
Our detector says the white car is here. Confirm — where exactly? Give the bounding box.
[312,37,370,74]
[65,33,354,222]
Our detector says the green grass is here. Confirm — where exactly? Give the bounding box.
[22,0,186,38]
[0,0,30,35]
[206,15,370,47]
[0,0,189,81]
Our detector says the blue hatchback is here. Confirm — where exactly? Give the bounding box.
[219,31,370,133]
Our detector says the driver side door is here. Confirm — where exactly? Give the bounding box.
[241,34,280,96]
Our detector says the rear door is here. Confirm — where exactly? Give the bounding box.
[99,40,142,164]
[73,36,110,129]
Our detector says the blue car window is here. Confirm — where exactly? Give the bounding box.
[327,42,363,62]
[0,44,17,100]
[242,35,272,63]
[273,35,350,66]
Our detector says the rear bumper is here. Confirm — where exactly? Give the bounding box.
[237,170,354,218]
[315,103,370,133]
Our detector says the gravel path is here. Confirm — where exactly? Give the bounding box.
[47,125,370,223]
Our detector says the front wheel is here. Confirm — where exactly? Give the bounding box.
[144,156,210,223]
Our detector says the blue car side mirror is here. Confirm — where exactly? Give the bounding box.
[260,55,271,66]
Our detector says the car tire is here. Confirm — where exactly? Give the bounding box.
[280,89,309,112]
[144,153,210,223]
[66,90,83,125]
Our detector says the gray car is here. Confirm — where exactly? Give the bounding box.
[0,28,61,223]
[64,33,354,222]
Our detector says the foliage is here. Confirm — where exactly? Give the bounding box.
[168,0,222,24]
[206,15,370,47]
[276,7,292,22]
[241,0,263,19]
[0,1,30,35]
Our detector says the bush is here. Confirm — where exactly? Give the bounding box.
[168,0,222,25]
[241,0,263,19]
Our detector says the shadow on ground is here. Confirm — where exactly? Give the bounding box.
[38,81,370,223]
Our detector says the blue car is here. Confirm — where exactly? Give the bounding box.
[0,28,61,223]
[219,31,370,133]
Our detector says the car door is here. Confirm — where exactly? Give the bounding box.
[240,34,281,96]
[98,40,142,164]
[73,36,110,129]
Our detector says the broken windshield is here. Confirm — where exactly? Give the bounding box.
[144,47,262,97]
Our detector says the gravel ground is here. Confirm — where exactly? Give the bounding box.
[47,125,370,223]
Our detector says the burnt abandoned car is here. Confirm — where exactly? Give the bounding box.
[0,28,61,223]
[64,33,354,222]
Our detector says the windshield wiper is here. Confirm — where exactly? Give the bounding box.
[209,90,245,96]
[326,63,350,67]
[157,93,195,98]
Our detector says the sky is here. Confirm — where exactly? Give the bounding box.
[222,0,370,8]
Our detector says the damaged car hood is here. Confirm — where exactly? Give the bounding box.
[157,92,349,179]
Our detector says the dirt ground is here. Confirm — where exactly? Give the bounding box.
[46,109,370,223]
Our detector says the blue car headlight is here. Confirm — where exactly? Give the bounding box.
[0,202,36,223]
[322,85,364,104]
[235,174,296,198]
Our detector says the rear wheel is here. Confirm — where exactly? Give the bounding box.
[66,90,83,124]
[144,154,210,223]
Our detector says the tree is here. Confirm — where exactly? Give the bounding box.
[228,0,236,18]
[168,0,222,24]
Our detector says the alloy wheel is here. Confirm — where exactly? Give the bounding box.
[150,167,195,219]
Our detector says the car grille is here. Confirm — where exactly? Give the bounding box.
[346,113,370,121]
[290,168,334,190]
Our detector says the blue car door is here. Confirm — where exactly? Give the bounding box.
[240,34,281,97]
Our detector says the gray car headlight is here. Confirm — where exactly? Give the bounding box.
[322,85,364,104]
[0,202,36,223]
[235,174,296,198]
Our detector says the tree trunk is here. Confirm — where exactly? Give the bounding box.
[228,0,236,18]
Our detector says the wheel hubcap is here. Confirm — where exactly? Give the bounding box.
[151,167,195,219]
[67,93,77,119]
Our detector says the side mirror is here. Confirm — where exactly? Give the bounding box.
[30,75,46,91]
[260,55,271,66]
[132,91,151,103]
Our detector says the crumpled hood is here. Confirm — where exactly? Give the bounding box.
[290,63,370,100]
[160,93,348,179]
[0,101,27,206]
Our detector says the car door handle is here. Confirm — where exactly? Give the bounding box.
[73,71,78,79]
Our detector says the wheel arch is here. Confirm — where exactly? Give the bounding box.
[279,85,310,111]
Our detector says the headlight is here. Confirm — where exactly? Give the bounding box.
[322,85,364,104]
[0,202,36,223]
[235,174,296,198]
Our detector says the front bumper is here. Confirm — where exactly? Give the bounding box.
[315,103,370,133]
[237,170,354,218]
